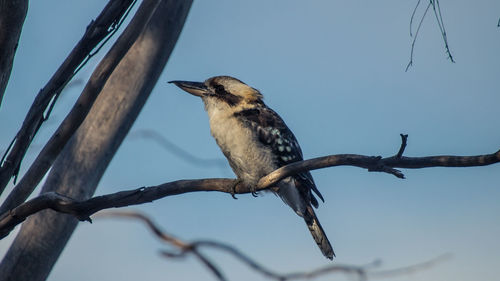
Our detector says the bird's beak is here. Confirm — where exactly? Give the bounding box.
[169,80,208,97]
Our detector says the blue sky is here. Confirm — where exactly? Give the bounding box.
[1,1,499,280]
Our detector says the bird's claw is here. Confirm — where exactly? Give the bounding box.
[230,179,241,199]
[231,179,259,198]
[250,186,259,197]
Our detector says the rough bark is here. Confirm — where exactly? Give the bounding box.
[0,0,192,280]
[0,0,29,106]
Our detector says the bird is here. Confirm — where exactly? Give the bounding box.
[169,76,334,259]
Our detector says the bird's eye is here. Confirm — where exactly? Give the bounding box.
[213,84,227,96]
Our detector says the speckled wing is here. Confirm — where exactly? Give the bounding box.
[233,105,324,207]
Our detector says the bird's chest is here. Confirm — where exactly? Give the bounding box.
[207,108,276,184]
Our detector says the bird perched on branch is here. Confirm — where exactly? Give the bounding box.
[170,76,334,259]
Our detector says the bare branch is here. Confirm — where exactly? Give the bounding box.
[406,0,431,71]
[0,0,158,214]
[0,179,235,237]
[1,136,498,238]
[98,210,451,281]
[0,0,137,195]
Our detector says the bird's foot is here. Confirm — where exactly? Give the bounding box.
[230,179,242,199]
[250,185,259,197]
[231,179,259,198]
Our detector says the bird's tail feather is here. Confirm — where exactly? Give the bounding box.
[304,206,335,260]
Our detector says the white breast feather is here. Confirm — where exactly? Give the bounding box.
[203,98,275,185]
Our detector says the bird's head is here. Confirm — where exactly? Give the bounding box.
[169,76,263,106]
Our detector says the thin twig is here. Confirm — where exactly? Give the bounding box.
[406,0,455,71]
[431,0,455,63]
[409,0,422,37]
[406,1,432,71]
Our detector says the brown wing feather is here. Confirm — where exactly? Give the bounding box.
[234,105,325,205]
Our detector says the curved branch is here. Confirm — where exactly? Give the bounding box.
[0,144,498,238]
[258,148,500,188]
[97,210,450,281]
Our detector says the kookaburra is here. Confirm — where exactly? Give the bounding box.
[170,76,334,259]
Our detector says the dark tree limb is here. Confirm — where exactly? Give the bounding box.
[98,210,451,281]
[0,0,154,214]
[0,179,235,236]
[1,144,498,238]
[0,0,29,107]
[0,0,136,195]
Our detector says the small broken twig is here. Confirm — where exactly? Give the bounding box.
[396,134,409,158]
